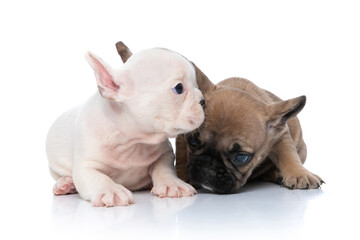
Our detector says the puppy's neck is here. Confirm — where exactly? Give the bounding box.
[98,95,167,145]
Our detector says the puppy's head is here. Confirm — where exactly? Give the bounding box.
[181,86,306,194]
[85,42,205,138]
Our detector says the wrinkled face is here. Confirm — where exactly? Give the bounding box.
[186,89,270,193]
[124,49,205,137]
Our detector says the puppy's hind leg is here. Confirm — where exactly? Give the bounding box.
[46,107,78,194]
[48,157,74,195]
[53,176,77,195]
[49,159,74,195]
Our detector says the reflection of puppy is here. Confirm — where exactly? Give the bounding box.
[46,42,204,207]
[176,66,324,193]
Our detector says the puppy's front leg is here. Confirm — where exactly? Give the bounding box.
[270,133,323,189]
[149,150,196,198]
[73,163,134,207]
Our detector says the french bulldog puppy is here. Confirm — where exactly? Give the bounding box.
[46,42,205,207]
[175,66,324,193]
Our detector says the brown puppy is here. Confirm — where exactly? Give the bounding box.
[176,65,324,193]
[116,42,323,193]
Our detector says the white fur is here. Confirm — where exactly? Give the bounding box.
[46,48,204,207]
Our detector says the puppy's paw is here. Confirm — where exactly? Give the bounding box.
[151,178,197,198]
[53,176,77,195]
[91,184,135,207]
[282,169,324,190]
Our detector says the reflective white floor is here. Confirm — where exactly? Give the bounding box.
[3,177,358,240]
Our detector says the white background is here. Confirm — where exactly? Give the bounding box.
[1,0,359,239]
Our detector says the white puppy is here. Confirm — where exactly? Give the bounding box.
[46,46,205,207]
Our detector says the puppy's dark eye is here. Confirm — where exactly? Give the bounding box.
[187,133,201,148]
[233,153,251,166]
[173,83,184,94]
[189,137,198,147]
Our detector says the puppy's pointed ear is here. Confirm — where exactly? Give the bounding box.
[85,52,131,101]
[191,62,216,94]
[266,96,306,129]
[115,41,133,63]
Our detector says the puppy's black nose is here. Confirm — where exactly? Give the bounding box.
[200,99,205,108]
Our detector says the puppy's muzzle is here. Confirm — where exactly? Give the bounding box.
[188,155,236,194]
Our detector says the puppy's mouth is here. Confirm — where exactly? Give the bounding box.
[174,127,188,133]
[162,128,186,138]
[169,127,192,137]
